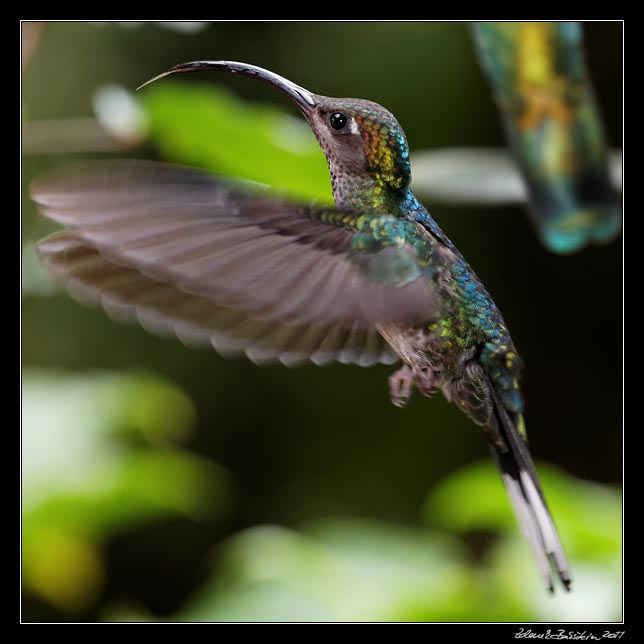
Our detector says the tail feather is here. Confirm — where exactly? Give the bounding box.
[488,382,572,593]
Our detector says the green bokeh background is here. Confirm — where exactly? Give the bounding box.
[21,21,622,622]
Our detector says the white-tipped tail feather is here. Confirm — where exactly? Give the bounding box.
[489,383,571,592]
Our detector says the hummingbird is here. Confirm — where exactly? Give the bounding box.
[31,60,571,592]
[471,21,621,254]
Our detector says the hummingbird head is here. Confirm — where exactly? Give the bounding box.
[303,96,411,200]
[138,61,412,210]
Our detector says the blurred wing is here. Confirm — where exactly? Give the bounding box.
[37,232,399,367]
[31,160,439,328]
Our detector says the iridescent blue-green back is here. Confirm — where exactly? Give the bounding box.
[402,192,525,432]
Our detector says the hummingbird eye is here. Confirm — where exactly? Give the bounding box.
[328,112,348,131]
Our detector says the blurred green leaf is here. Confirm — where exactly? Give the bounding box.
[177,519,484,622]
[142,84,332,203]
[181,579,334,623]
[170,473,622,623]
[23,371,200,504]
[22,369,231,528]
[22,449,228,539]
[22,369,232,612]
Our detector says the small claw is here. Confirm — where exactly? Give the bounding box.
[388,365,414,408]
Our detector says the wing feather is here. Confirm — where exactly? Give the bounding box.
[36,233,399,367]
[31,160,439,329]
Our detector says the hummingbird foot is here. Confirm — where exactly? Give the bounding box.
[388,365,414,408]
[412,364,437,398]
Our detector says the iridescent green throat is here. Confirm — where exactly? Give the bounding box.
[330,170,412,213]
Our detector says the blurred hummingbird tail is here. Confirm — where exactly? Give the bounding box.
[487,381,571,593]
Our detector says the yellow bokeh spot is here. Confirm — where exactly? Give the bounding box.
[23,528,104,613]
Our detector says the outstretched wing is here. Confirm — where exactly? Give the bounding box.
[37,232,399,367]
[32,160,440,365]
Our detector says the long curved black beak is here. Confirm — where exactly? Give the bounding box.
[137,60,317,113]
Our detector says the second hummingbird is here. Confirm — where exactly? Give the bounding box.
[31,60,571,592]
